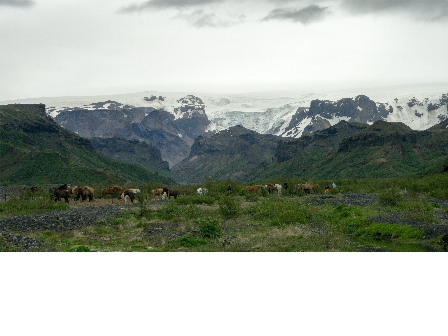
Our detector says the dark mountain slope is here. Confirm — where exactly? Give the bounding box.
[250,121,369,180]
[89,137,170,173]
[172,125,284,183]
[252,119,448,181]
[0,104,174,185]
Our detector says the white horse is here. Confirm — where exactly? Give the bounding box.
[273,184,282,195]
[197,188,208,196]
[122,189,141,203]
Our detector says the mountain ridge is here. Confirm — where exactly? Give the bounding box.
[0,104,174,185]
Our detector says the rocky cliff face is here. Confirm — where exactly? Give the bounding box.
[54,96,214,167]
[89,137,170,173]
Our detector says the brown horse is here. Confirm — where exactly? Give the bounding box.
[151,188,164,200]
[299,183,317,194]
[81,186,95,202]
[246,185,261,193]
[102,187,115,198]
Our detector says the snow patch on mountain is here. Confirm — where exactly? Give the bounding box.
[3,84,448,139]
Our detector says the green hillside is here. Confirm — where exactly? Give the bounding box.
[0,104,174,185]
[89,137,178,181]
[250,120,448,181]
[172,125,283,183]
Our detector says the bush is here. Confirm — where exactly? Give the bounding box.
[175,196,215,205]
[245,198,310,226]
[378,188,402,206]
[218,195,241,219]
[398,199,433,212]
[260,186,269,197]
[168,234,207,248]
[199,218,222,239]
[70,245,90,252]
[159,202,183,220]
[184,204,205,220]
[245,193,260,202]
[356,223,424,241]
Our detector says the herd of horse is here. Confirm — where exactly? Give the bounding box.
[50,184,182,203]
[25,182,319,204]
[51,184,140,203]
[245,183,317,195]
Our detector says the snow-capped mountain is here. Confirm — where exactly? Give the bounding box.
[2,83,448,167]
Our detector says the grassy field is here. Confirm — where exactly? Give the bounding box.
[1,175,447,252]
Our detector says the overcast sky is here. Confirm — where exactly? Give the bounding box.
[1,0,448,100]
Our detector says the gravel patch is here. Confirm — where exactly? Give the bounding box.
[312,192,377,206]
[0,205,134,233]
[0,232,49,252]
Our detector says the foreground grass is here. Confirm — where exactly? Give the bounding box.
[0,189,69,219]
[2,175,448,252]
[17,192,447,252]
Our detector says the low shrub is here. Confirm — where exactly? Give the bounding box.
[70,245,90,252]
[398,198,433,212]
[184,204,205,220]
[168,234,207,248]
[158,202,184,220]
[259,187,269,197]
[245,193,260,202]
[245,198,310,226]
[218,195,241,219]
[378,188,402,207]
[199,218,222,239]
[356,223,424,241]
[331,205,370,234]
[175,196,215,205]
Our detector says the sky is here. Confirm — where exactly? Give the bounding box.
[1,0,448,100]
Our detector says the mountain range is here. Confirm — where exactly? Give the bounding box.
[1,84,448,184]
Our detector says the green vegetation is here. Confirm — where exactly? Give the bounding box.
[198,218,222,239]
[2,173,445,252]
[174,196,216,205]
[218,194,241,219]
[0,104,174,185]
[356,223,424,240]
[0,188,69,218]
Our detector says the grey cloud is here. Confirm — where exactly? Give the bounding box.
[262,4,328,24]
[0,0,35,7]
[179,9,245,27]
[342,0,448,21]
[119,0,226,13]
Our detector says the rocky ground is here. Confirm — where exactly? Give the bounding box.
[0,205,133,233]
[311,192,377,206]
[0,232,47,252]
